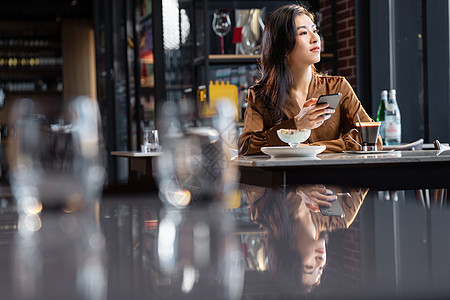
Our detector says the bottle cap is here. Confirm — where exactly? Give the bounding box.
[381,90,388,96]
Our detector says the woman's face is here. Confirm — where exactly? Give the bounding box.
[300,236,326,287]
[286,14,321,68]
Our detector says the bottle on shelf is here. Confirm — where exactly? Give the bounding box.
[376,90,388,143]
[385,89,401,145]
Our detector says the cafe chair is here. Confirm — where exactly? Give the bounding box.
[433,140,447,206]
[389,138,424,151]
[415,139,447,208]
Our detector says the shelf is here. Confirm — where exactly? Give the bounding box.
[194,54,260,66]
[194,53,334,66]
[166,84,193,91]
[0,45,61,52]
[5,90,62,95]
[0,66,62,72]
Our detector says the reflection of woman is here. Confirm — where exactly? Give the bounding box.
[246,184,367,294]
[238,4,381,155]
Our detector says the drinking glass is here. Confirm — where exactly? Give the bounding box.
[9,97,106,300]
[149,129,159,151]
[142,129,160,152]
[156,98,238,207]
[212,11,231,55]
[156,206,244,299]
[349,122,381,151]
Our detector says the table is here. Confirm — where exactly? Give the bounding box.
[111,151,162,188]
[2,185,450,299]
[235,150,450,190]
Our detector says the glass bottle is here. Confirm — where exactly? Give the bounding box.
[385,89,401,145]
[376,90,388,143]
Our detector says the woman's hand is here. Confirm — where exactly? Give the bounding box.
[296,184,337,213]
[294,98,335,130]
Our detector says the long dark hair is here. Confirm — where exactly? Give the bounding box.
[254,187,309,295]
[254,4,316,122]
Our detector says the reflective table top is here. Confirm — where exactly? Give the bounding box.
[1,183,450,299]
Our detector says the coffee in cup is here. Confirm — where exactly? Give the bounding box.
[349,122,381,151]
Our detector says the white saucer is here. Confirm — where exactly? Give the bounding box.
[343,150,394,154]
[261,145,326,158]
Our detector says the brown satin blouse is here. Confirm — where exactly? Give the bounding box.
[238,73,383,155]
[247,185,368,240]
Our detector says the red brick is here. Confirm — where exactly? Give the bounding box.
[322,23,332,33]
[348,0,355,9]
[351,250,361,259]
[337,9,352,20]
[320,0,333,8]
[348,57,356,67]
[348,38,356,47]
[321,7,332,16]
[342,265,360,277]
[339,68,353,77]
[343,257,360,267]
[338,40,347,49]
[337,19,348,31]
[339,28,353,39]
[337,1,347,11]
[347,18,355,27]
[338,48,352,58]
[338,59,348,69]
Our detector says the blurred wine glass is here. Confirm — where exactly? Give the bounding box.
[8,97,106,300]
[212,10,232,55]
[156,206,244,299]
[156,98,238,208]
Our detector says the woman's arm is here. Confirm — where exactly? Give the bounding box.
[309,77,382,152]
[238,90,296,155]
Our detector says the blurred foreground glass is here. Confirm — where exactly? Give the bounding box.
[8,97,106,300]
[157,206,244,299]
[156,98,239,207]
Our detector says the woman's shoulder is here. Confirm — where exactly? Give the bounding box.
[246,85,267,106]
[313,73,352,92]
[314,73,347,84]
[246,86,257,104]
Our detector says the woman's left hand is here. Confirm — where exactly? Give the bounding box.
[296,184,337,213]
[294,98,335,130]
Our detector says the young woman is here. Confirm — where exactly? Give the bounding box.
[238,4,382,155]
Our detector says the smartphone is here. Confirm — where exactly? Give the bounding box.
[319,192,346,218]
[316,93,342,110]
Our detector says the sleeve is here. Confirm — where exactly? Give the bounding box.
[309,77,383,152]
[311,186,369,235]
[238,89,296,156]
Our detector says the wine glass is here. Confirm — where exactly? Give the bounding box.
[156,98,239,208]
[212,10,232,55]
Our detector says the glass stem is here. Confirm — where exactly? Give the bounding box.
[220,37,225,55]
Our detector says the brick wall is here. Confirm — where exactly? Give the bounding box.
[313,1,362,291]
[318,3,361,292]
[318,0,357,91]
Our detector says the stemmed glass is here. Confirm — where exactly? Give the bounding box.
[212,10,231,55]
